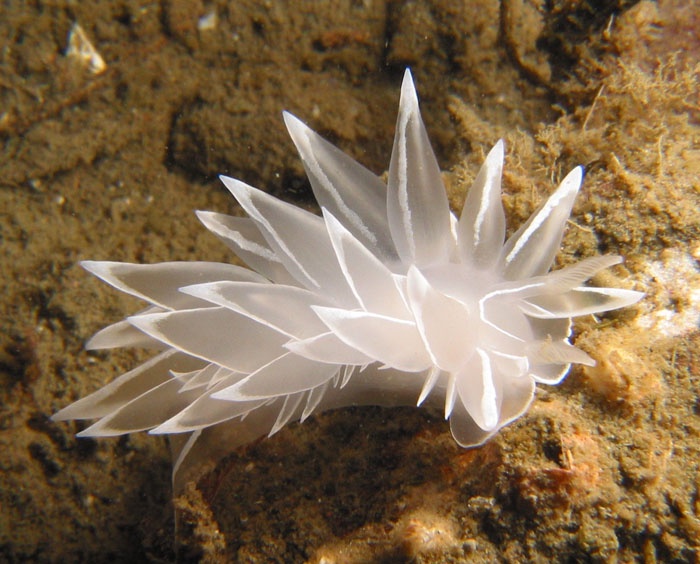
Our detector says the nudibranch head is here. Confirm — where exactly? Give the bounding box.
[53,70,643,484]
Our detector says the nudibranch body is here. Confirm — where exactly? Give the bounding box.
[54,70,643,489]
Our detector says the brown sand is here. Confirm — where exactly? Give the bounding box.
[1,0,698,561]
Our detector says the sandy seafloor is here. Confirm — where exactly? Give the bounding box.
[1,0,698,562]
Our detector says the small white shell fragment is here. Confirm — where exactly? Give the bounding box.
[66,23,107,75]
[198,11,218,31]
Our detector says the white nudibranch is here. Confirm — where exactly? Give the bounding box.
[53,70,643,491]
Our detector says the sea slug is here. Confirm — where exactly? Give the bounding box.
[53,70,643,490]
